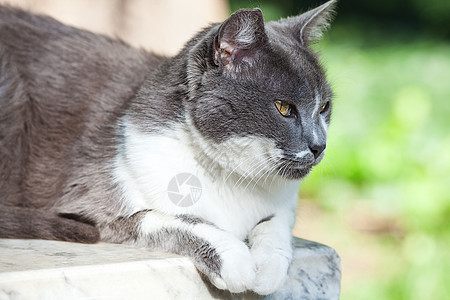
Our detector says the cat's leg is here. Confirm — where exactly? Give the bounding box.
[101,210,256,293]
[247,208,295,295]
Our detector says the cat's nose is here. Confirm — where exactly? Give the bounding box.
[309,144,326,159]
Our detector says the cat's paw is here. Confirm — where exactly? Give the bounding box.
[250,245,291,295]
[209,238,256,293]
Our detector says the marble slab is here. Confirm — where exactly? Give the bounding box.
[0,237,341,299]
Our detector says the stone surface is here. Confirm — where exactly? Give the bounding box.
[0,237,341,299]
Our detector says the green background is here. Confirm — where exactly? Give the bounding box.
[229,0,450,299]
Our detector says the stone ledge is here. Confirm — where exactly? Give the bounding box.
[0,237,341,299]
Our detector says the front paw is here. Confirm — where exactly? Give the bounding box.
[210,238,256,293]
[193,228,256,294]
[251,245,291,295]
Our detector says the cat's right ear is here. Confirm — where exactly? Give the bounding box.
[273,0,337,47]
[214,9,268,74]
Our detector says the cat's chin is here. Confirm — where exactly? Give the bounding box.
[277,166,313,180]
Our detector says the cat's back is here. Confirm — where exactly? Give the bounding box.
[0,5,158,109]
[0,5,161,206]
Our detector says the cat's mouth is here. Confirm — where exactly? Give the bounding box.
[276,163,312,179]
[276,157,316,180]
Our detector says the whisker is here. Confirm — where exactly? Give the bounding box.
[220,146,268,186]
[232,153,276,190]
[322,157,336,177]
[262,160,282,187]
[268,160,289,189]
[245,155,280,192]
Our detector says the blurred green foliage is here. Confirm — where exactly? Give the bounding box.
[305,36,450,299]
[228,0,450,299]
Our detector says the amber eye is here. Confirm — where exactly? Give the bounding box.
[319,102,329,114]
[274,100,292,117]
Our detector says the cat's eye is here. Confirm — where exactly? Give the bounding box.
[319,102,330,114]
[274,100,292,117]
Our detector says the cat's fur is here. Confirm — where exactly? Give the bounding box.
[0,0,336,295]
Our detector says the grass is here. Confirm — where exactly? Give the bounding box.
[294,31,450,299]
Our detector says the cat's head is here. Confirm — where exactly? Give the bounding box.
[185,0,336,181]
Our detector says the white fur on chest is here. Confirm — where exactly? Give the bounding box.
[114,121,299,240]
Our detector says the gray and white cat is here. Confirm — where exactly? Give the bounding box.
[0,0,336,295]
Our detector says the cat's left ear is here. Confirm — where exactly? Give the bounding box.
[272,0,337,46]
[214,9,268,71]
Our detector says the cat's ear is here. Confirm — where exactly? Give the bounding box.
[214,9,268,71]
[275,0,336,46]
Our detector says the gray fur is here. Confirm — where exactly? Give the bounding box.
[255,215,275,226]
[103,210,223,278]
[176,214,215,226]
[145,228,222,278]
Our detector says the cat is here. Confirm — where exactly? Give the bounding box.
[0,0,336,295]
